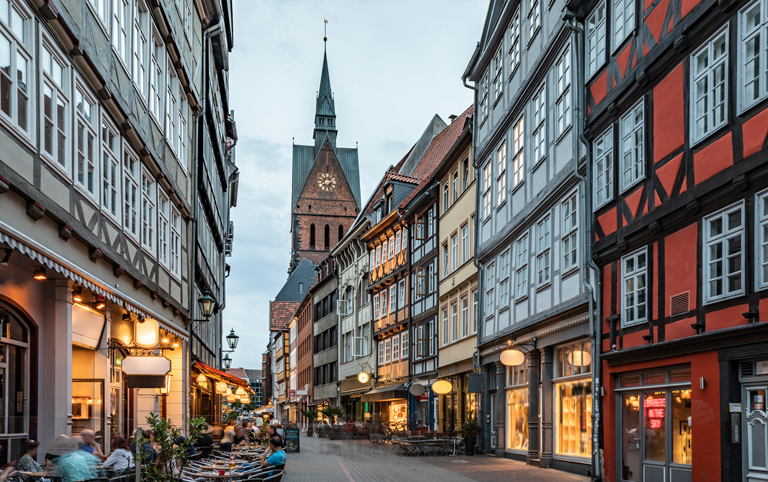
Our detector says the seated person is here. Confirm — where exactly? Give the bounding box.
[103,436,135,473]
[259,437,286,474]
[79,430,104,458]
[194,424,214,449]
[175,436,197,458]
[232,427,249,447]
[218,429,236,452]
[18,440,42,473]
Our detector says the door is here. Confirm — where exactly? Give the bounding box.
[744,385,768,482]
[490,393,496,450]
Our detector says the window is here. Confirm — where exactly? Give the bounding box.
[376,245,381,267]
[112,0,129,66]
[417,268,427,296]
[493,46,503,102]
[536,216,551,286]
[620,100,645,191]
[183,0,193,40]
[528,0,540,41]
[392,334,400,362]
[480,70,489,122]
[389,286,396,313]
[451,303,458,342]
[509,8,521,76]
[692,28,728,144]
[486,262,496,316]
[757,189,768,289]
[178,92,188,166]
[499,250,510,308]
[87,0,109,26]
[133,0,148,98]
[158,191,169,266]
[377,341,384,366]
[141,169,155,253]
[443,182,449,213]
[613,0,635,50]
[384,339,391,364]
[443,243,449,277]
[148,31,163,122]
[373,293,379,320]
[310,224,316,249]
[398,279,406,308]
[416,216,425,240]
[463,159,470,190]
[516,233,529,298]
[339,225,344,241]
[451,235,458,272]
[442,308,449,346]
[562,193,578,272]
[389,236,395,259]
[555,46,571,137]
[75,86,98,201]
[165,65,178,150]
[401,331,409,359]
[507,363,529,451]
[452,171,458,202]
[417,324,427,358]
[402,227,408,250]
[741,0,768,110]
[483,161,492,218]
[380,291,387,318]
[461,297,469,338]
[382,241,388,263]
[123,147,139,239]
[462,225,469,263]
[370,250,376,270]
[472,290,479,333]
[704,202,745,303]
[395,230,401,254]
[101,118,120,221]
[497,141,507,205]
[41,41,68,171]
[586,1,607,79]
[621,247,648,326]
[532,85,546,165]
[554,342,593,458]
[513,116,524,186]
[594,126,614,209]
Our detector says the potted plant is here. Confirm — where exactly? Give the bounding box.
[320,407,345,439]
[301,410,318,437]
[136,413,206,482]
[458,419,481,456]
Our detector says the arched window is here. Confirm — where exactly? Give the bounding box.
[299,283,304,293]
[324,225,330,250]
[310,224,316,249]
[0,302,34,460]
[338,225,344,241]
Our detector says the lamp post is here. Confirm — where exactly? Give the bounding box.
[222,354,232,369]
[225,329,239,350]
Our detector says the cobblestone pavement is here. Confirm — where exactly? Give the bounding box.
[282,436,590,482]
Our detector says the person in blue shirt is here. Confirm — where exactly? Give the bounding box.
[259,437,286,474]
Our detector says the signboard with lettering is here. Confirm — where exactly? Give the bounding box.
[284,426,300,453]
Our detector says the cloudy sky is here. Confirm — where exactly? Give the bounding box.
[224,0,487,370]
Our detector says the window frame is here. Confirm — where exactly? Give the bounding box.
[516,232,529,299]
[555,45,572,138]
[398,279,406,309]
[594,126,614,210]
[39,34,70,177]
[443,242,449,277]
[739,0,768,112]
[123,145,140,240]
[392,334,400,362]
[562,191,579,273]
[461,296,469,338]
[621,247,648,326]
[485,262,496,317]
[756,188,768,291]
[612,0,636,52]
[451,234,458,272]
[111,0,130,70]
[158,190,170,268]
[499,249,511,309]
[536,215,552,287]
[512,116,525,187]
[703,201,746,304]
[497,141,507,206]
[586,1,607,80]
[451,303,458,342]
[101,115,121,224]
[389,285,396,314]
[442,308,449,346]
[133,0,149,101]
[417,267,427,297]
[483,160,493,219]
[140,166,156,256]
[691,26,729,145]
[480,70,489,123]
[532,84,546,167]
[509,8,521,78]
[620,99,645,193]
[462,225,469,263]
[528,0,541,43]
[472,290,479,333]
[384,338,391,364]
[493,45,504,103]
[401,331,409,359]
[74,80,99,205]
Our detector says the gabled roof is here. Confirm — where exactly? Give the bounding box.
[400,105,474,209]
[244,369,263,382]
[224,368,248,380]
[291,139,361,210]
[270,301,300,331]
[275,258,316,301]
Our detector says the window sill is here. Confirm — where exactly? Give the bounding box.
[499,306,510,315]
[493,92,503,108]
[593,196,613,213]
[527,26,540,47]
[40,154,72,183]
[511,180,525,195]
[691,120,729,149]
[740,95,768,118]
[85,3,111,40]
[703,291,746,307]
[555,124,573,145]
[621,319,647,330]
[611,30,635,56]
[508,63,520,82]
[74,184,101,210]
[496,200,507,212]
[112,47,131,78]
[0,114,35,153]
[532,155,547,172]
[586,61,607,85]
[619,175,645,195]
[515,294,528,304]
[561,264,579,279]
[536,281,551,292]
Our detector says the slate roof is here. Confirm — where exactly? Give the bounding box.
[400,105,474,209]
[291,140,361,210]
[224,368,248,379]
[244,369,263,382]
[275,258,316,301]
[362,148,413,217]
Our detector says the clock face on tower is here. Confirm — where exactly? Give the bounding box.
[318,173,337,192]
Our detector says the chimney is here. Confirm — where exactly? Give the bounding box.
[449,115,458,123]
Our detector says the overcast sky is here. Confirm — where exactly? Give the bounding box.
[224,0,487,370]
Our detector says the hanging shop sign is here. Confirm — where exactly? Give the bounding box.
[122,355,172,388]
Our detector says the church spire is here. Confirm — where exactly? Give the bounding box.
[314,21,337,148]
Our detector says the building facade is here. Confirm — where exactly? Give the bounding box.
[435,117,480,434]
[466,0,593,475]
[311,259,339,409]
[572,0,768,475]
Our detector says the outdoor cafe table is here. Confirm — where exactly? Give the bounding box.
[196,471,246,480]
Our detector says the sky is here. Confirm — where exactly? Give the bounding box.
[224,0,488,370]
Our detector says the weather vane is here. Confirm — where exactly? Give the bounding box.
[324,19,328,43]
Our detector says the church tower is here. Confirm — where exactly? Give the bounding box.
[289,42,361,274]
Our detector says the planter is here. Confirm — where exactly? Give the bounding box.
[464,435,476,456]
[307,426,314,437]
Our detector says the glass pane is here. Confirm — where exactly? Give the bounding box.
[507,388,529,451]
[620,374,640,388]
[709,217,722,237]
[672,389,692,465]
[643,372,665,386]
[7,344,26,434]
[644,391,667,462]
[750,389,767,412]
[669,368,691,384]
[621,393,641,481]
[5,312,27,342]
[555,380,592,457]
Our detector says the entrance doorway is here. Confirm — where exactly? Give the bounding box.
[743,384,768,482]
[615,367,692,482]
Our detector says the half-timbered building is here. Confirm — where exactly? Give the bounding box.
[466,0,593,474]
[573,0,768,475]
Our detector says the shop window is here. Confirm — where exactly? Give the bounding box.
[0,306,30,465]
[554,341,593,458]
[555,341,593,377]
[507,387,529,452]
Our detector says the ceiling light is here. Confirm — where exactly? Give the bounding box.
[94,294,106,310]
[33,268,47,280]
[73,287,84,303]
[161,338,169,344]
[172,337,179,348]
[122,313,132,322]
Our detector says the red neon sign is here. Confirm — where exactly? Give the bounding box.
[647,409,664,418]
[645,398,666,408]
[649,419,662,429]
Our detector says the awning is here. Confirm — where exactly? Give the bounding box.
[255,406,274,414]
[361,383,407,402]
[193,361,254,393]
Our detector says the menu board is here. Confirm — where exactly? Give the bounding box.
[284,427,300,453]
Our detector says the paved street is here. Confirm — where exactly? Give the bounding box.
[282,436,590,482]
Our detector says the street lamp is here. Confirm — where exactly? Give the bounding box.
[222,354,232,369]
[198,291,217,319]
[226,329,239,350]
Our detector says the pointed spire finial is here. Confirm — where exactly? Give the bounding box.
[324,19,328,44]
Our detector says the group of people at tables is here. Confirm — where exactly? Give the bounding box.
[6,422,286,482]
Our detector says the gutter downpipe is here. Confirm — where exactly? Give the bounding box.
[564,9,602,481]
[462,45,485,451]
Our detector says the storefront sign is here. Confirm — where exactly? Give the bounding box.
[730,403,742,413]
[289,389,296,397]
[122,356,171,388]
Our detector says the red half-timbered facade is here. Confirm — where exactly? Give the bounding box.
[577,0,768,476]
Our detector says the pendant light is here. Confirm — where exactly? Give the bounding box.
[431,379,453,395]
